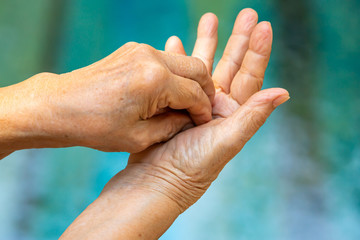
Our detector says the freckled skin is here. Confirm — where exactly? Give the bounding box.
[0,43,215,157]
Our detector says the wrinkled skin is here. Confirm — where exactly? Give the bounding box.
[0,42,215,155]
[51,43,215,153]
[109,9,290,211]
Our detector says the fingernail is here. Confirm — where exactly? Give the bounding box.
[273,94,290,108]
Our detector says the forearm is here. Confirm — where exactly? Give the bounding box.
[0,73,74,158]
[60,164,184,240]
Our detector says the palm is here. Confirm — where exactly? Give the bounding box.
[129,120,236,209]
[212,89,240,118]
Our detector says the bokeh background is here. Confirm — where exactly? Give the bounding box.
[0,0,359,239]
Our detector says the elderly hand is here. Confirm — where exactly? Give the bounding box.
[61,9,290,240]
[0,42,214,155]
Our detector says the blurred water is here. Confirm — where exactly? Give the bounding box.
[0,0,359,239]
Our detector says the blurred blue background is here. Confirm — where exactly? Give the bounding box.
[0,0,359,239]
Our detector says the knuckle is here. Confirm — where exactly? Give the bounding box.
[123,41,138,48]
[240,66,264,81]
[222,51,241,68]
[110,42,140,60]
[127,43,155,61]
[239,106,267,140]
[142,63,168,84]
[137,43,155,55]
[249,110,267,129]
[190,82,204,101]
[151,64,167,79]
[132,46,168,86]
[115,42,140,56]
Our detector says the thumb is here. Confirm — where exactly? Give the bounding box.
[219,88,289,158]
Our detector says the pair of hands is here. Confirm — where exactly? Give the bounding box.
[60,8,290,240]
[0,6,289,239]
[0,7,289,214]
[0,8,286,165]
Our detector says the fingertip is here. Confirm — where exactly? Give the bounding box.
[201,12,218,20]
[166,36,181,44]
[191,111,212,125]
[246,88,289,108]
[249,21,273,55]
[228,88,289,145]
[257,21,273,34]
[272,89,290,107]
[201,12,219,25]
[145,111,192,145]
[198,12,219,37]
[240,8,258,18]
[189,102,213,125]
[165,36,186,55]
[233,8,258,35]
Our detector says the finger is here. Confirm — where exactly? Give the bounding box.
[165,36,186,55]
[141,111,192,147]
[212,8,258,93]
[230,21,273,105]
[160,52,215,103]
[192,13,218,74]
[217,88,289,161]
[166,76,212,125]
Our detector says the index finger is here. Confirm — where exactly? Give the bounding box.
[159,52,215,104]
[166,75,212,125]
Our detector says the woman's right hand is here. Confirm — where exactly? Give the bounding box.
[0,42,214,154]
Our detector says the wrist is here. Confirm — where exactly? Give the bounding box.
[61,164,184,240]
[104,162,206,213]
[0,72,74,152]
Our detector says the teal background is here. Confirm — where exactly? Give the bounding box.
[0,0,359,239]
